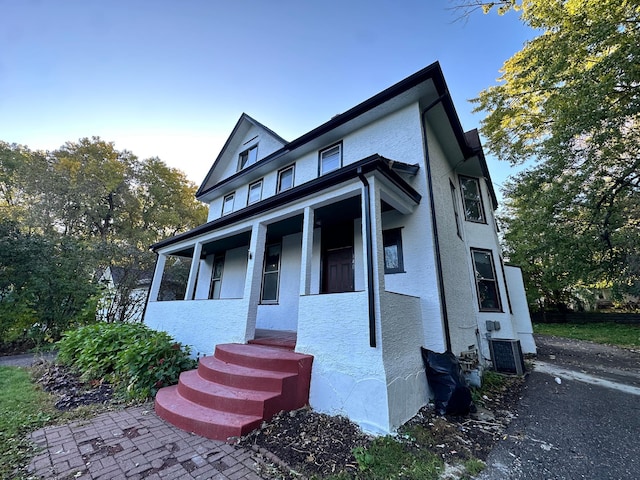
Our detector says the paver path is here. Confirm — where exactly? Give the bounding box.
[28,405,265,479]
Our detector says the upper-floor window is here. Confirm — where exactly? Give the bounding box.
[277,164,295,192]
[222,192,235,215]
[319,143,342,175]
[248,180,263,205]
[238,145,258,170]
[471,248,502,312]
[459,175,486,223]
[450,180,463,239]
[383,228,405,274]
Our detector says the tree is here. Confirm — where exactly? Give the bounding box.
[462,0,640,307]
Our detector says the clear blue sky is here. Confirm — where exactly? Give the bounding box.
[1,0,533,199]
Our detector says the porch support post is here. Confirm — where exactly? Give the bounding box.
[148,253,167,302]
[299,206,315,296]
[244,222,268,340]
[184,242,203,300]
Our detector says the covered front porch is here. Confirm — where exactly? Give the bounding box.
[144,156,432,433]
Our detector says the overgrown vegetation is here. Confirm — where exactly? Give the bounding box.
[57,322,196,400]
[0,138,207,350]
[0,366,57,479]
[534,322,640,348]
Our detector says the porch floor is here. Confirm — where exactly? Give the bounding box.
[249,329,297,350]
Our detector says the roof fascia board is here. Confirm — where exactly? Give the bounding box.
[154,155,421,251]
[196,62,445,201]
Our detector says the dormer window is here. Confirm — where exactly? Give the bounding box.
[238,145,258,170]
[319,143,342,175]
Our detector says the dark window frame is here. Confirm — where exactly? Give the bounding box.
[459,175,486,224]
[471,247,503,312]
[318,141,343,176]
[382,228,405,274]
[238,144,258,171]
[450,180,463,239]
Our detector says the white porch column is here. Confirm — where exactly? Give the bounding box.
[243,222,268,340]
[299,206,315,296]
[148,253,167,302]
[184,242,203,300]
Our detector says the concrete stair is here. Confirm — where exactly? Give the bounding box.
[155,343,313,441]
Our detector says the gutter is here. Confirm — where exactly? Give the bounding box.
[357,167,377,348]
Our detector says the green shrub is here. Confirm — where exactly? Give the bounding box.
[57,323,196,400]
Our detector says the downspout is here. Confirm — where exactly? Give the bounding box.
[421,95,453,352]
[357,167,377,348]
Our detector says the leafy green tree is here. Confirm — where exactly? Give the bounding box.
[460,0,640,307]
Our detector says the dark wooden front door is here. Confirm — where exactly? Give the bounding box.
[321,219,355,294]
[323,246,354,293]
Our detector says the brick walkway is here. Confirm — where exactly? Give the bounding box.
[28,405,266,479]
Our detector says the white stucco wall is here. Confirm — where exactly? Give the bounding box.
[296,291,390,434]
[145,298,250,357]
[256,232,302,331]
[504,265,537,354]
[220,246,248,299]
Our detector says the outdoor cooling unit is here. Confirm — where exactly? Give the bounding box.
[489,339,525,375]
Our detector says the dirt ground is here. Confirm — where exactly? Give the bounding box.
[239,374,526,479]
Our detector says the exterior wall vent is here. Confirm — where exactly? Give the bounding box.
[489,339,525,375]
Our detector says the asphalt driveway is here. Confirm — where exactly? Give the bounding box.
[478,334,640,480]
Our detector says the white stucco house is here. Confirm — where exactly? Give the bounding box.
[144,62,536,436]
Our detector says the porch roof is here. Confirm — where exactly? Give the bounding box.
[151,154,421,252]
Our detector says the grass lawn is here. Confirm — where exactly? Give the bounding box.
[0,366,58,479]
[533,322,640,348]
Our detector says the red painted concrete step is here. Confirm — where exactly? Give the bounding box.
[155,343,313,441]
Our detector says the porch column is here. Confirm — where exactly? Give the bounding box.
[184,241,203,300]
[244,222,268,340]
[148,253,167,302]
[299,206,315,296]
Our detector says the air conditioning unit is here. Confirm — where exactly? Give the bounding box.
[489,339,525,375]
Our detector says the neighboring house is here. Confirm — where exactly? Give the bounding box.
[97,266,152,323]
[144,62,536,435]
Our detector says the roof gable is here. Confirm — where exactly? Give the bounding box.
[196,114,287,197]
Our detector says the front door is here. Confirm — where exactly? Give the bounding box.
[321,220,355,293]
[323,246,354,293]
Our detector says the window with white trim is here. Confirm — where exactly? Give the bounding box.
[209,254,225,299]
[471,248,502,311]
[222,193,235,215]
[459,175,486,223]
[277,165,295,192]
[238,145,258,170]
[261,243,281,303]
[248,180,263,204]
[319,143,342,175]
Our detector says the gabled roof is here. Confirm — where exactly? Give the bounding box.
[195,61,495,205]
[196,113,288,197]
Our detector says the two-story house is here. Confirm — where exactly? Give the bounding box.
[144,62,535,439]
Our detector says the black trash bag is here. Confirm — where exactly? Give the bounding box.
[421,347,474,416]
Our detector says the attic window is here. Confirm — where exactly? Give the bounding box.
[238,145,258,170]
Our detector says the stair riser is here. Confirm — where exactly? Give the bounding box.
[198,365,293,392]
[215,346,307,373]
[154,401,261,441]
[177,382,281,418]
